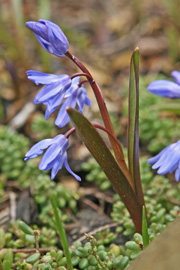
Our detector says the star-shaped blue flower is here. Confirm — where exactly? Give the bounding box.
[148,140,180,182]
[26,19,69,57]
[148,70,180,98]
[24,134,81,181]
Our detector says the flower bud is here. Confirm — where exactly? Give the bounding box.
[26,19,69,57]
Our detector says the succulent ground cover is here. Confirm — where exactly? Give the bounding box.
[1,73,180,268]
[1,0,180,269]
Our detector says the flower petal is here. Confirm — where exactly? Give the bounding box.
[39,135,68,170]
[55,89,78,128]
[44,92,66,119]
[171,70,180,85]
[148,80,180,98]
[51,153,66,179]
[148,140,180,181]
[46,21,69,54]
[26,70,63,85]
[175,162,180,182]
[24,139,53,160]
[64,154,81,181]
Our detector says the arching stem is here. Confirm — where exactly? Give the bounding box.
[65,51,133,189]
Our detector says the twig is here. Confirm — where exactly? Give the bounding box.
[74,221,123,243]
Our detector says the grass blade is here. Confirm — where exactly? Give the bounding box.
[51,194,73,270]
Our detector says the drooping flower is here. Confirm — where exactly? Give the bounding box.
[27,71,91,127]
[147,70,180,98]
[27,70,71,119]
[24,134,81,181]
[55,77,91,128]
[26,19,69,57]
[148,140,180,182]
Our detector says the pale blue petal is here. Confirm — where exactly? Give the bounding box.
[149,140,180,181]
[24,139,53,160]
[39,143,61,170]
[34,33,65,57]
[148,80,180,98]
[171,71,180,85]
[26,21,48,40]
[55,90,78,128]
[39,135,68,170]
[64,84,79,98]
[47,22,69,53]
[175,162,180,182]
[72,76,80,85]
[51,153,66,180]
[148,146,169,165]
[156,141,180,174]
[44,92,66,119]
[34,81,66,103]
[64,154,81,181]
[27,70,67,85]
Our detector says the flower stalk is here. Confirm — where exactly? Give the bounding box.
[65,51,133,188]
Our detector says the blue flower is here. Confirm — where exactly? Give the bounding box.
[24,134,81,181]
[148,140,180,182]
[27,70,72,119]
[26,19,69,57]
[147,70,180,98]
[27,71,91,127]
[55,77,91,128]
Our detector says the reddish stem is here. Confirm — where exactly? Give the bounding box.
[65,51,133,188]
[65,124,122,149]
[79,79,88,86]
[71,72,92,80]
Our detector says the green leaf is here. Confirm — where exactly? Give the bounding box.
[51,195,73,270]
[152,102,180,114]
[67,108,143,233]
[18,220,34,235]
[142,206,149,248]
[3,249,13,269]
[127,48,144,205]
[26,253,40,264]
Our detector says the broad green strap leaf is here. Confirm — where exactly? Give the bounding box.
[128,48,144,205]
[67,107,143,233]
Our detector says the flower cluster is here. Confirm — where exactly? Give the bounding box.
[147,71,180,181]
[27,71,91,128]
[25,20,91,180]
